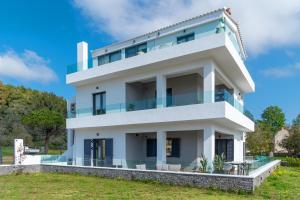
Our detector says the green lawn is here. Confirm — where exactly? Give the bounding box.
[1,146,14,156]
[0,167,299,200]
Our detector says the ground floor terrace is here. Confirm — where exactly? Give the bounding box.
[68,122,252,174]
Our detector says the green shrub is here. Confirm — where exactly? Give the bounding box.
[283,157,300,167]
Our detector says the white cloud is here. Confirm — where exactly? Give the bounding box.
[261,63,300,78]
[0,49,58,83]
[73,0,300,54]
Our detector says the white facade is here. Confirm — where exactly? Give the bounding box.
[66,8,255,170]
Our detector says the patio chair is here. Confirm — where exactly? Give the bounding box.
[136,164,146,170]
[223,163,234,174]
[156,164,168,171]
[168,164,182,172]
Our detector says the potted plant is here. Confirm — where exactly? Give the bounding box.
[96,108,106,115]
[127,103,135,111]
[199,154,208,173]
[213,153,225,174]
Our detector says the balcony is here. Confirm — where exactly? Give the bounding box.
[67,19,244,74]
[68,90,245,118]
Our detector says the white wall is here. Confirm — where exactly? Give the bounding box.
[74,129,126,166]
[72,122,245,168]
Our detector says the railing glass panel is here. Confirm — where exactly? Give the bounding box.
[68,91,250,120]
[67,19,243,74]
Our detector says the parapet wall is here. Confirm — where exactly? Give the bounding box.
[0,160,281,192]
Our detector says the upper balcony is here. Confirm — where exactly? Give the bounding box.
[67,95,254,132]
[66,9,254,93]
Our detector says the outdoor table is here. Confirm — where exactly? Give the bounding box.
[225,161,252,175]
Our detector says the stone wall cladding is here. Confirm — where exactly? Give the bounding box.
[252,160,281,190]
[41,165,254,192]
[0,165,41,176]
[0,160,280,193]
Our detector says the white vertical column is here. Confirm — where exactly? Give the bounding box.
[203,63,215,103]
[233,88,244,112]
[196,131,203,167]
[66,129,73,160]
[234,132,244,162]
[14,139,24,165]
[114,133,127,168]
[156,74,166,108]
[203,126,215,167]
[156,131,166,165]
[77,41,88,71]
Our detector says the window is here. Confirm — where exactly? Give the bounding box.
[71,130,75,145]
[93,92,106,115]
[125,43,147,58]
[70,103,76,117]
[109,51,122,62]
[177,33,195,44]
[146,139,157,157]
[98,50,121,66]
[166,138,180,157]
[215,139,234,161]
[166,88,173,107]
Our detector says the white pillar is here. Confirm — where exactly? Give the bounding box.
[203,127,215,167]
[203,64,215,103]
[196,131,203,167]
[77,41,88,71]
[66,129,74,160]
[14,139,24,165]
[156,74,166,108]
[156,131,166,165]
[234,132,244,162]
[114,133,127,168]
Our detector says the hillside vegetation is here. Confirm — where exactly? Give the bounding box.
[0,81,66,150]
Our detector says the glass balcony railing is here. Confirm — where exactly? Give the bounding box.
[68,91,249,120]
[67,19,243,75]
[67,58,94,74]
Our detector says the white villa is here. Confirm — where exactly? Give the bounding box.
[65,8,255,171]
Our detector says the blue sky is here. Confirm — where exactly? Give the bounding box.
[0,0,300,123]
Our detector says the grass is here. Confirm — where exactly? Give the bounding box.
[0,167,299,200]
[1,146,14,156]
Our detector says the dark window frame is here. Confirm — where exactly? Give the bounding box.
[93,92,106,115]
[125,43,147,58]
[97,50,121,66]
[166,88,173,107]
[215,139,234,162]
[146,138,157,157]
[166,138,180,158]
[177,33,195,44]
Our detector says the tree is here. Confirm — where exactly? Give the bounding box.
[22,109,65,153]
[246,122,272,155]
[292,114,300,129]
[261,106,286,152]
[0,82,66,148]
[281,114,300,156]
[244,110,255,121]
[281,128,300,156]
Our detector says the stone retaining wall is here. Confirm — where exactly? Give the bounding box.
[0,160,281,193]
[0,165,41,175]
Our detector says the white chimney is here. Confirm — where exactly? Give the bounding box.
[77,41,88,71]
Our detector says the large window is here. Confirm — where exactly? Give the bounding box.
[93,92,106,115]
[146,139,157,157]
[177,33,195,44]
[98,50,121,66]
[166,88,173,107]
[166,138,180,157]
[215,139,234,161]
[125,43,147,58]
